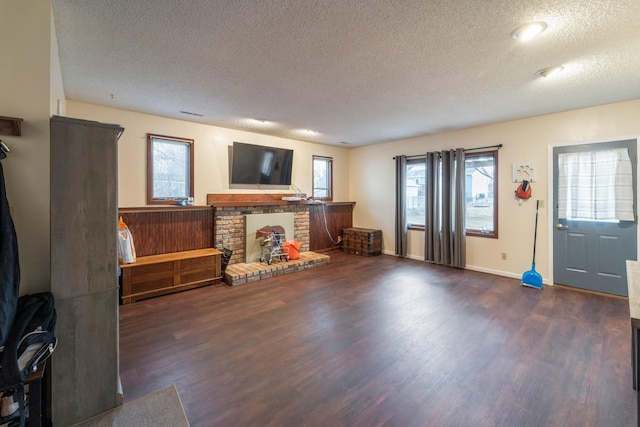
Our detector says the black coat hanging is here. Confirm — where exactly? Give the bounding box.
[0,158,20,348]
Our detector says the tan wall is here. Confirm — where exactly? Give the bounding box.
[0,1,52,294]
[349,99,640,283]
[67,99,640,283]
[66,101,351,206]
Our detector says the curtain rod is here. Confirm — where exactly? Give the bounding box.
[393,143,502,160]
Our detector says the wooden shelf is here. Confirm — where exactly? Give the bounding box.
[0,116,23,136]
[118,205,213,214]
[206,193,357,208]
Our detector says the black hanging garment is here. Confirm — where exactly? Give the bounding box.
[0,161,20,348]
[0,163,56,426]
[0,292,57,426]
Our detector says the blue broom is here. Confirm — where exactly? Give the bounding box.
[522,199,543,289]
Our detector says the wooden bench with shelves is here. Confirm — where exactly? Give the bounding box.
[120,248,222,304]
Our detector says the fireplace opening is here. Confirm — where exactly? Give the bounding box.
[245,213,294,262]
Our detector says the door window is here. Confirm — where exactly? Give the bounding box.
[558,148,634,221]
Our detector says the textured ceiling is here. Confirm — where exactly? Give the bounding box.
[51,0,640,146]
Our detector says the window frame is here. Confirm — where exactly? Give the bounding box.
[312,155,333,201]
[146,133,195,205]
[401,150,499,236]
[406,158,426,231]
[465,150,498,239]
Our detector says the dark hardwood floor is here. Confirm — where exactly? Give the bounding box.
[119,252,636,426]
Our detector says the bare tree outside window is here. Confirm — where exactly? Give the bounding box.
[147,134,194,204]
[313,156,333,200]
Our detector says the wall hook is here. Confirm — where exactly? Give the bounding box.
[512,162,536,182]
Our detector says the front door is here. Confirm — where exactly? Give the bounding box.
[553,139,637,296]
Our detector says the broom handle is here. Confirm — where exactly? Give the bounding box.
[532,199,539,263]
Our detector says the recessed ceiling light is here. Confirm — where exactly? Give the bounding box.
[301,129,319,135]
[511,22,548,41]
[535,66,564,78]
[250,118,271,125]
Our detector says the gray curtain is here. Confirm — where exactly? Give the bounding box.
[424,149,466,268]
[395,155,407,257]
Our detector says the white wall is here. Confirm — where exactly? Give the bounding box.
[350,99,640,283]
[67,99,640,283]
[66,101,351,207]
[50,6,66,117]
[0,1,52,294]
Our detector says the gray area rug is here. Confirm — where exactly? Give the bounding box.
[72,385,189,427]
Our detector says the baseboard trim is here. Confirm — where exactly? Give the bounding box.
[382,251,550,285]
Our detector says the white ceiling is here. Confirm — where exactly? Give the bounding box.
[51,0,640,147]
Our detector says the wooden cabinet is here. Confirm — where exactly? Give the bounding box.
[50,116,123,425]
[120,248,222,304]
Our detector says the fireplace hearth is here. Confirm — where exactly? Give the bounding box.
[223,251,330,286]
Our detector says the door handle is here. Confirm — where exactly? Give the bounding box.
[556,223,568,230]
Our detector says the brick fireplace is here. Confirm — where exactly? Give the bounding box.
[207,194,311,265]
[214,204,309,265]
[207,193,335,286]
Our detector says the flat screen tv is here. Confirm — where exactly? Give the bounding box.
[230,142,294,186]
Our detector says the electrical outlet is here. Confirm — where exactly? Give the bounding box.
[501,252,507,260]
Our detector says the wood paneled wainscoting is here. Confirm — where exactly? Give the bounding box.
[117,199,355,292]
[118,206,214,256]
[117,207,220,303]
[118,201,356,257]
[309,201,355,252]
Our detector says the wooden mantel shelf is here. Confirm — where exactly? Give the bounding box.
[206,193,355,208]
[0,116,23,136]
[210,200,310,207]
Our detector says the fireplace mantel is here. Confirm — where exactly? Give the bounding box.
[207,193,309,207]
[206,193,356,208]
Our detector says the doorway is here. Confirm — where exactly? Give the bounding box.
[552,139,637,296]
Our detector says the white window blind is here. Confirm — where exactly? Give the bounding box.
[558,148,634,221]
